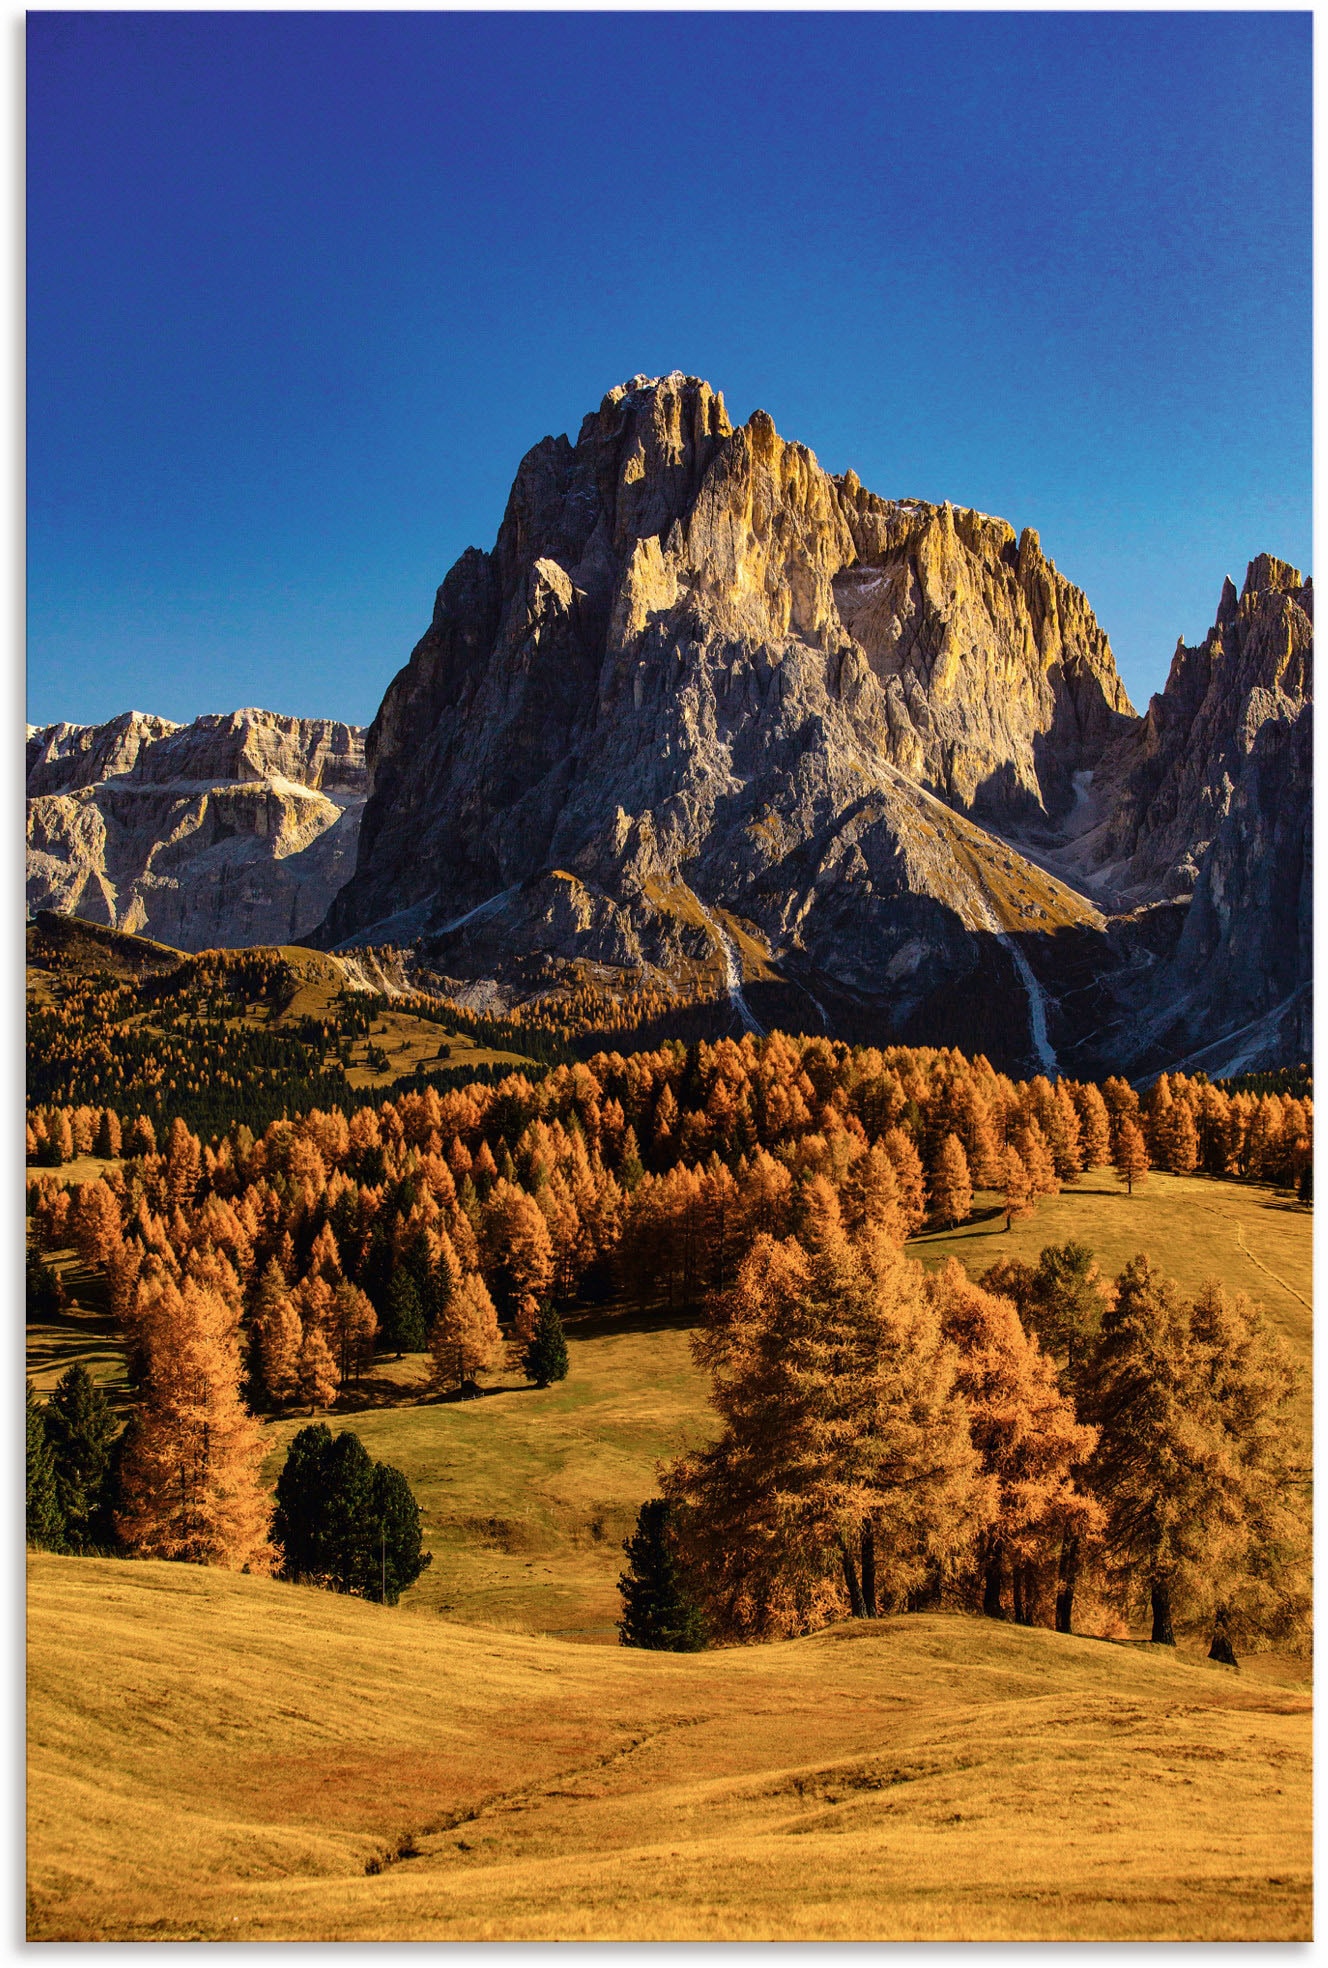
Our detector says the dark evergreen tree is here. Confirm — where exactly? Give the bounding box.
[367,1462,431,1605]
[44,1365,118,1551]
[26,1382,63,1549]
[522,1303,570,1389]
[26,1248,64,1323]
[617,1498,707,1651]
[362,1226,393,1313]
[272,1423,430,1604]
[382,1269,426,1357]
[318,1430,377,1592]
[272,1422,335,1581]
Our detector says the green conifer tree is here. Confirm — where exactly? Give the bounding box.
[26,1248,64,1323]
[272,1423,431,1604]
[367,1462,432,1605]
[272,1422,335,1581]
[45,1365,118,1551]
[26,1382,63,1549]
[522,1303,570,1389]
[382,1270,427,1357]
[618,1498,707,1651]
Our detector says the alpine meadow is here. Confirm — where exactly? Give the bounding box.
[26,11,1311,1946]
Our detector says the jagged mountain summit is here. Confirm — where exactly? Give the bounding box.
[314,373,1308,1076]
[27,709,366,950]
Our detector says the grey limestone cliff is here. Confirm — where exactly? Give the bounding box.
[27,708,366,951]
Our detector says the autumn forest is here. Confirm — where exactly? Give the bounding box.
[26,924,1311,1666]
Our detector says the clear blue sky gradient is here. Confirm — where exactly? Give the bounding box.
[28,10,1311,730]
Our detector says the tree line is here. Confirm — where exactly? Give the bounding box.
[620,1208,1307,1663]
[25,1029,1311,1627]
[26,1367,430,1607]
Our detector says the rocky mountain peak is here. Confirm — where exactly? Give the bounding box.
[319,375,1159,1070]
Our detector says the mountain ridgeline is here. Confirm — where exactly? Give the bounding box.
[28,376,1310,1079]
[26,710,367,950]
[316,374,1310,1079]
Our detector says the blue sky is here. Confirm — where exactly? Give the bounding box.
[28,10,1311,729]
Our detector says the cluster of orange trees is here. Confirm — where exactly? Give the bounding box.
[653,1196,1306,1658]
[25,1033,1311,1614]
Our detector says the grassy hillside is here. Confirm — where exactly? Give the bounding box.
[264,1311,710,1640]
[27,1555,1310,1943]
[913,1172,1311,1426]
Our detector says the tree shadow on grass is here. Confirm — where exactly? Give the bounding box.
[562,1299,705,1342]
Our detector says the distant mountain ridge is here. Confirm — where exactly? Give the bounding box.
[28,376,1311,1077]
[26,708,366,950]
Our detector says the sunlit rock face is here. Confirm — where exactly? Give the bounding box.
[26,709,366,950]
[319,375,1156,1071]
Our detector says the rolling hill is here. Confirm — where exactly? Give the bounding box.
[27,1554,1310,1942]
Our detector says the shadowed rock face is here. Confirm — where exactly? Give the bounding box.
[1062,556,1313,905]
[26,710,366,951]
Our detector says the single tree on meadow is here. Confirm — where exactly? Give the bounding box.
[522,1302,570,1389]
[1112,1118,1150,1196]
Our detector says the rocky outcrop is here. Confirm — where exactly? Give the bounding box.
[1049,557,1312,903]
[1018,558,1313,1075]
[319,374,1142,1072]
[27,709,366,951]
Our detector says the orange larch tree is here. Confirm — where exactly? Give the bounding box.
[116,1274,273,1570]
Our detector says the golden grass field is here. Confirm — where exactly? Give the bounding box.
[27,1555,1310,1942]
[27,1169,1312,1940]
